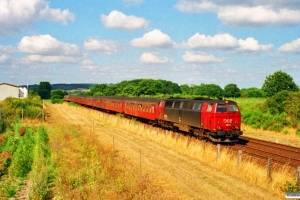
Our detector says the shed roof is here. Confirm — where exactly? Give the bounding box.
[0,83,20,88]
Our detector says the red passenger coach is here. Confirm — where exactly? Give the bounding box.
[123,98,161,121]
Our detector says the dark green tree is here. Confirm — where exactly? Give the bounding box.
[180,84,191,95]
[284,91,300,127]
[51,89,65,100]
[240,87,264,98]
[262,71,299,97]
[195,84,223,99]
[89,84,107,96]
[103,85,117,96]
[223,83,241,98]
[38,81,51,99]
[264,90,290,114]
[136,79,163,96]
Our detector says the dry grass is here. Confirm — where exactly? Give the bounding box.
[242,124,300,147]
[77,108,295,198]
[46,123,169,200]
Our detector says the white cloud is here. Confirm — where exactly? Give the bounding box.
[282,64,300,70]
[227,69,237,73]
[184,33,273,53]
[80,60,96,71]
[84,38,119,54]
[0,0,75,36]
[23,55,79,63]
[18,35,81,64]
[236,37,273,52]
[278,38,300,54]
[131,29,174,49]
[100,10,148,30]
[182,51,227,63]
[186,33,238,49]
[0,45,17,54]
[175,0,300,27]
[140,52,171,64]
[0,54,8,62]
[18,34,80,56]
[218,6,300,27]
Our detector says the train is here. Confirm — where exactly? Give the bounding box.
[64,95,243,143]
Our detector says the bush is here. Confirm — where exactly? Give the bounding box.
[281,181,300,192]
[51,99,64,104]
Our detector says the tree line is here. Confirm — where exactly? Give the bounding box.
[35,70,299,100]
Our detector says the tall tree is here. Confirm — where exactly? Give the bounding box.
[38,81,51,99]
[262,71,299,97]
[223,83,241,98]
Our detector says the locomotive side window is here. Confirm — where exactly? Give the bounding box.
[229,104,239,112]
[217,104,227,112]
[207,104,213,112]
[173,101,181,109]
[193,103,202,110]
[165,101,173,107]
[182,102,193,110]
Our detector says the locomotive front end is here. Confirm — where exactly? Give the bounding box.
[209,101,243,143]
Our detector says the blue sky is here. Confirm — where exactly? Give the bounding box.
[1,0,300,89]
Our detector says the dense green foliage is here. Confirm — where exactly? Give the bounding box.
[0,119,51,198]
[38,81,52,99]
[262,71,299,97]
[240,87,264,98]
[0,93,43,120]
[51,89,67,104]
[223,83,241,98]
[284,91,300,127]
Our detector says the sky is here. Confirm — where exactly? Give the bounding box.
[0,0,300,89]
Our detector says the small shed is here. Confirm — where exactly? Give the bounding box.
[0,83,28,101]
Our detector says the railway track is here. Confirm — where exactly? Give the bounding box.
[228,136,300,169]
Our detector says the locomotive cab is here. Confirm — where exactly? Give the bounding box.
[201,100,243,142]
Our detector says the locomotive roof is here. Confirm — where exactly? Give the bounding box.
[166,98,237,104]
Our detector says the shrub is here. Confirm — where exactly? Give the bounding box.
[281,181,300,192]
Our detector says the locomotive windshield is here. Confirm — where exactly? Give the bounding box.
[228,104,239,112]
[216,103,239,112]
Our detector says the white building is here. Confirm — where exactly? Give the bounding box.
[0,83,28,101]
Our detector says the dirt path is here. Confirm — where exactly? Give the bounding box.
[45,103,283,200]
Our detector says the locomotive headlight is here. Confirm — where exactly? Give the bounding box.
[235,121,238,124]
[218,121,220,124]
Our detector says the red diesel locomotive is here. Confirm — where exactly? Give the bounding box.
[64,95,243,143]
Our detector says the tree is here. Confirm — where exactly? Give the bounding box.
[180,84,191,95]
[262,71,299,97]
[264,90,290,114]
[284,91,300,127]
[51,89,65,100]
[194,84,223,99]
[223,83,241,98]
[103,85,117,96]
[89,84,107,96]
[38,81,51,99]
[240,87,264,98]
